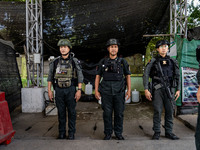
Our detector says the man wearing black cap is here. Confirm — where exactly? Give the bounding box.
[143,40,181,140]
[95,38,131,140]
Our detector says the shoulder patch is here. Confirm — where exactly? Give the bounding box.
[72,57,82,69]
[72,57,81,64]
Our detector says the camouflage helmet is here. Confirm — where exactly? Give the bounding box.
[106,38,120,47]
[57,39,72,49]
[155,40,170,48]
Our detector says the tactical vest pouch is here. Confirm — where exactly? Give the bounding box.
[54,58,76,88]
[57,78,71,88]
[154,83,163,90]
[102,58,123,81]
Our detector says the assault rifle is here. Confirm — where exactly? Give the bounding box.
[157,61,173,99]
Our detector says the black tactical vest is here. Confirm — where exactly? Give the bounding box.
[150,56,174,85]
[102,57,124,81]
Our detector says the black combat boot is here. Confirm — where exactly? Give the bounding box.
[104,134,112,140]
[165,133,179,140]
[116,135,125,140]
[57,134,66,139]
[67,134,75,140]
[152,132,160,140]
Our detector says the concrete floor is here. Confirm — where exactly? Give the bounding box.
[0,100,197,150]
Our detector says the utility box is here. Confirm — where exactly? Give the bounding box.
[22,87,45,113]
[33,53,41,64]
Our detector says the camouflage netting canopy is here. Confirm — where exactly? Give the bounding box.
[0,0,170,62]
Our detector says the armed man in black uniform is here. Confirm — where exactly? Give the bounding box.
[47,39,83,140]
[196,69,200,150]
[95,38,131,140]
[143,40,181,140]
[195,45,200,150]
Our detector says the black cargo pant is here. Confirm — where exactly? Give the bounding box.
[195,104,200,150]
[152,87,174,134]
[55,86,76,136]
[101,92,125,136]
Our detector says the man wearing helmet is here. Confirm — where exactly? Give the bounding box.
[47,39,84,140]
[143,40,180,140]
[95,38,131,140]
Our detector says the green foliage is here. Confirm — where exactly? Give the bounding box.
[187,0,200,29]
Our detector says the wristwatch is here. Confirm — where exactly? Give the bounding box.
[77,88,82,91]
